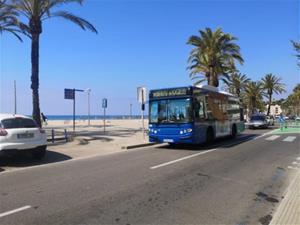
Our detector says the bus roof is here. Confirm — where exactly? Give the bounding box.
[149,85,237,99]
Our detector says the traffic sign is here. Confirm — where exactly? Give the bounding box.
[102,98,108,108]
[137,87,146,104]
[64,89,75,100]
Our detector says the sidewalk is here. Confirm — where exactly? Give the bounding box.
[45,119,153,159]
[270,170,300,225]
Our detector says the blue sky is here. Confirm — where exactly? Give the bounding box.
[0,0,299,115]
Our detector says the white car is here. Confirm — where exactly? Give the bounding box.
[0,114,47,159]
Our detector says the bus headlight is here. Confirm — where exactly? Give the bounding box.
[187,128,193,133]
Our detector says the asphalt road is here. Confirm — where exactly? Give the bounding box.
[0,129,299,225]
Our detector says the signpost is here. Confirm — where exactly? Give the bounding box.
[137,87,146,139]
[64,88,84,132]
[102,98,108,133]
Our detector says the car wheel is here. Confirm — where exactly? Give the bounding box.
[32,146,47,160]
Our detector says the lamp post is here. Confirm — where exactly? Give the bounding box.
[130,103,132,119]
[85,88,91,126]
[14,80,17,115]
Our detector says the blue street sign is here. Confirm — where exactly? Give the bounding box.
[102,98,108,108]
[64,89,75,100]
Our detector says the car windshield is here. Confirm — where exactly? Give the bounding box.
[149,98,193,123]
[1,118,37,129]
[250,116,265,121]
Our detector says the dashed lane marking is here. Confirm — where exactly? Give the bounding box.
[0,205,31,218]
[282,136,297,142]
[265,135,280,141]
[150,149,217,169]
[287,166,299,170]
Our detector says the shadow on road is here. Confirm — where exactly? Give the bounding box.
[157,134,259,151]
[0,150,72,172]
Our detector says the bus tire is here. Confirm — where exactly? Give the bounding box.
[231,124,237,139]
[206,127,214,144]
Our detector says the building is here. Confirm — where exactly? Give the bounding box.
[265,104,282,116]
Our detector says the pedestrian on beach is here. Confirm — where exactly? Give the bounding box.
[41,112,48,126]
[278,113,285,131]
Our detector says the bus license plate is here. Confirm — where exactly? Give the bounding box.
[163,139,174,143]
[17,133,34,139]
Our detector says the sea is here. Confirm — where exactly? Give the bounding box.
[43,115,148,121]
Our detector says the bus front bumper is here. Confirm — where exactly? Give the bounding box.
[149,134,194,144]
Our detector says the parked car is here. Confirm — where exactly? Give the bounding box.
[0,114,47,159]
[266,115,275,126]
[248,114,269,129]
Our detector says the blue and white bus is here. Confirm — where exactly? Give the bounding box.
[148,85,245,144]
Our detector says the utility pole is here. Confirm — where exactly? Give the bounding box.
[130,103,132,119]
[86,88,91,126]
[14,80,17,114]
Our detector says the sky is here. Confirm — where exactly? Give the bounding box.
[0,0,299,116]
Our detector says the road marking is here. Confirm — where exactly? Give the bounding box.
[0,205,31,218]
[150,149,217,169]
[288,166,299,170]
[292,161,300,165]
[297,157,300,161]
[265,135,280,141]
[282,136,296,142]
[253,130,276,140]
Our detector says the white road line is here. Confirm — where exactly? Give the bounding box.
[150,149,217,169]
[287,166,299,170]
[292,161,300,165]
[283,136,296,142]
[253,130,276,140]
[0,205,31,218]
[265,135,280,141]
[297,157,300,161]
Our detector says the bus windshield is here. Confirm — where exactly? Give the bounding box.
[149,98,193,123]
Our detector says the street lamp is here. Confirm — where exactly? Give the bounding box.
[85,88,91,126]
[130,103,132,119]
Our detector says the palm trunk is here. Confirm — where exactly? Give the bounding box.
[208,66,215,86]
[252,97,256,114]
[31,33,41,127]
[267,94,272,116]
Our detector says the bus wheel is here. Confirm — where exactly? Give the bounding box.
[231,125,237,139]
[206,128,214,144]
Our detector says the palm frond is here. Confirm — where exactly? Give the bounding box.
[50,10,97,33]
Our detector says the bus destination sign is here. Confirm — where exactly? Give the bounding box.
[151,88,189,98]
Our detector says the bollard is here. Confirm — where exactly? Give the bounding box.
[64,129,68,142]
[51,129,55,143]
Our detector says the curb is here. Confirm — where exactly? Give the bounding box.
[121,142,159,150]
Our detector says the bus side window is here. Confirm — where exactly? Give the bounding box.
[194,97,206,121]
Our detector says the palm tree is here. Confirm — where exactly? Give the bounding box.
[244,81,265,114]
[0,0,22,40]
[226,71,250,99]
[262,74,285,116]
[293,83,300,92]
[291,40,300,67]
[11,0,98,127]
[187,27,244,87]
